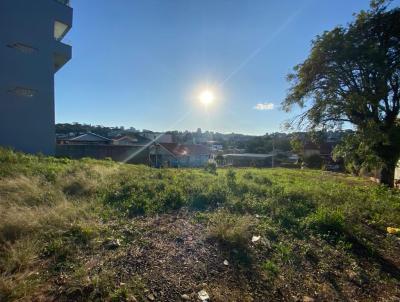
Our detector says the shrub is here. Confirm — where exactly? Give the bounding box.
[305,207,345,237]
[61,172,99,197]
[226,169,237,188]
[254,176,273,186]
[228,193,268,214]
[0,176,63,207]
[42,237,74,264]
[0,207,39,243]
[127,196,149,216]
[159,187,185,211]
[61,267,144,302]
[242,171,253,180]
[189,184,228,210]
[272,193,315,230]
[0,240,38,274]
[204,162,217,175]
[261,260,279,278]
[275,243,293,264]
[208,211,254,261]
[0,148,18,164]
[303,154,323,169]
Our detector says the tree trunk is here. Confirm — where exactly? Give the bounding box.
[380,161,396,187]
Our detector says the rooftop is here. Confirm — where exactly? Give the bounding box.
[158,143,210,157]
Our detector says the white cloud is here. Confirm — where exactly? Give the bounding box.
[254,102,274,110]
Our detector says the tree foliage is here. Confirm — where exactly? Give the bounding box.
[333,133,382,174]
[283,1,400,186]
[290,136,304,157]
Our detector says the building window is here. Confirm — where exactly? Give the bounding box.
[8,87,38,98]
[7,43,37,54]
[54,21,69,41]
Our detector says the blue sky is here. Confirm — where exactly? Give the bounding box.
[55,0,394,135]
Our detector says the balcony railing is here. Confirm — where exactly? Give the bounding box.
[54,0,70,7]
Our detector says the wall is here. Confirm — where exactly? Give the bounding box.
[303,149,320,158]
[56,144,150,165]
[225,157,272,167]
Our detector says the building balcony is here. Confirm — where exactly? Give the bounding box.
[54,0,71,7]
[53,40,71,72]
[51,0,73,37]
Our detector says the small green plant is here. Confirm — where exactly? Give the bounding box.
[204,162,217,175]
[305,207,345,237]
[262,260,279,278]
[189,183,228,210]
[243,171,253,180]
[159,187,185,210]
[226,169,237,188]
[275,243,293,264]
[254,176,273,186]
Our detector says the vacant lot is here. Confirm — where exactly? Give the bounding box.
[0,148,399,301]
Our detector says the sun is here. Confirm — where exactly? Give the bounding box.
[199,90,215,106]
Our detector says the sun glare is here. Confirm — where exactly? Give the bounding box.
[199,90,215,106]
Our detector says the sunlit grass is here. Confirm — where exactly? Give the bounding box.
[0,147,399,300]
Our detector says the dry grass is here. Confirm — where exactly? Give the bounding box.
[0,175,64,207]
[0,175,101,301]
[0,148,400,301]
[207,210,256,263]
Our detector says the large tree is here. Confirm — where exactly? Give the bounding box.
[283,0,400,186]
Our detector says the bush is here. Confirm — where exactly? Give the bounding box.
[207,211,254,261]
[189,184,228,210]
[0,175,63,207]
[242,171,253,180]
[226,169,237,188]
[60,168,102,197]
[262,260,279,278]
[303,154,323,169]
[254,176,273,186]
[159,187,185,211]
[204,162,217,175]
[305,207,345,237]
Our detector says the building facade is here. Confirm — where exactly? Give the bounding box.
[149,143,211,168]
[0,0,72,154]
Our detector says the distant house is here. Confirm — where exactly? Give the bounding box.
[205,141,223,152]
[223,153,273,167]
[57,132,113,145]
[287,153,299,162]
[303,142,320,158]
[112,134,151,146]
[56,132,149,164]
[303,142,335,160]
[113,136,139,145]
[149,143,211,167]
[141,132,174,143]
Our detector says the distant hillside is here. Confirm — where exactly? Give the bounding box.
[0,148,399,301]
[56,123,130,138]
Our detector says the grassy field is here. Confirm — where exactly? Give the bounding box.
[0,148,399,301]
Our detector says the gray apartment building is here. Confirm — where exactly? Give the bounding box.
[0,0,72,155]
